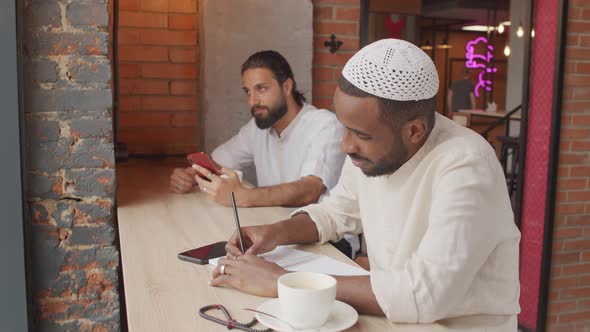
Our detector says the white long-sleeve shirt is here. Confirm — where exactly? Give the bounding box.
[294,113,521,327]
[211,103,345,191]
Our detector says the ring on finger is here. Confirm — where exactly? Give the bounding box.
[202,187,207,192]
[220,264,227,275]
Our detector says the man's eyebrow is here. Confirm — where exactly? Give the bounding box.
[335,113,371,137]
[348,127,371,136]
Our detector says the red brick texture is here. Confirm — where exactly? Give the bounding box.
[311,0,360,111]
[22,0,119,330]
[116,0,360,155]
[547,0,590,330]
[117,0,198,155]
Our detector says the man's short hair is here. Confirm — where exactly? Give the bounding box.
[241,50,306,107]
[338,75,436,131]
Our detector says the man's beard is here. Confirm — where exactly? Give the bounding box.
[251,99,288,129]
[348,135,409,177]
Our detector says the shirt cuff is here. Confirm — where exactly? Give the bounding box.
[211,148,237,170]
[290,204,335,244]
[370,268,419,323]
[300,160,339,191]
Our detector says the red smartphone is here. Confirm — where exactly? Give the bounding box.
[177,241,227,265]
[187,152,221,179]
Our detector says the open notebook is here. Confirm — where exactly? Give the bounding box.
[209,246,369,276]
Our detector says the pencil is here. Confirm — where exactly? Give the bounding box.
[230,192,245,254]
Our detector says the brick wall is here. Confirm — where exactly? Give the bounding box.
[117,0,198,155]
[311,0,360,110]
[546,0,590,330]
[115,0,356,155]
[22,1,120,331]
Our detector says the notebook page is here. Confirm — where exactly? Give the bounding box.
[258,246,321,268]
[209,246,369,276]
[208,246,316,267]
[286,255,369,276]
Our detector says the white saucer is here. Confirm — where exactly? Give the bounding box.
[255,298,358,332]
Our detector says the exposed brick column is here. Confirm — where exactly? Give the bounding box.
[22,1,120,330]
[312,0,360,110]
[117,0,198,155]
[547,1,590,330]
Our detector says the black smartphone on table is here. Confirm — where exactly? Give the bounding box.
[177,241,227,265]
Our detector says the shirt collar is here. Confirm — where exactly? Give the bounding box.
[269,103,311,140]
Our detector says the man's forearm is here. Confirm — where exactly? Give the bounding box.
[335,276,384,316]
[271,216,383,314]
[272,213,320,245]
[238,176,325,207]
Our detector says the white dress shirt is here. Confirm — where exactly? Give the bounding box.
[211,103,346,190]
[294,113,521,328]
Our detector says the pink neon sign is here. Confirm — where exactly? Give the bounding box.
[465,37,497,97]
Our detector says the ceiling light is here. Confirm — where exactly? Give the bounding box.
[420,40,433,50]
[501,21,511,26]
[462,25,492,32]
[504,45,511,56]
[437,39,452,49]
[497,23,505,34]
[517,25,524,37]
[531,28,535,38]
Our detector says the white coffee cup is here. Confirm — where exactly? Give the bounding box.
[277,272,337,329]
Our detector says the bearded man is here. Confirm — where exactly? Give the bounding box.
[170,50,346,208]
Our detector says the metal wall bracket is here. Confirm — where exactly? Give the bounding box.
[324,34,343,54]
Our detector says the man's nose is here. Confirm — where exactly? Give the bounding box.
[340,130,358,154]
[247,93,259,108]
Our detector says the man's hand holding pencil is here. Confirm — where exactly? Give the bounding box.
[209,192,287,296]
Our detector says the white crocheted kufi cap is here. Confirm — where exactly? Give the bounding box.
[342,39,439,101]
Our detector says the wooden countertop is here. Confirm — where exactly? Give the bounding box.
[116,160,516,332]
[456,109,522,120]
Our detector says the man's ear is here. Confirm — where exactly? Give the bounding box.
[403,117,428,145]
[282,78,294,96]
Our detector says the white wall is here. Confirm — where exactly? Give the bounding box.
[200,0,313,158]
